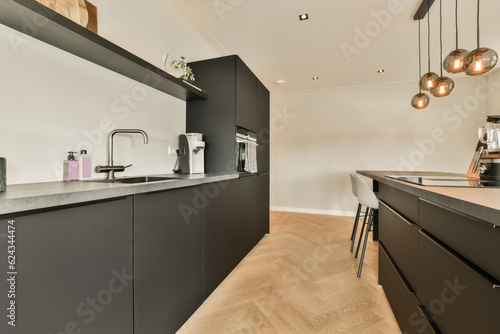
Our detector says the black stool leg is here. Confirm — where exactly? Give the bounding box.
[350,203,362,252]
[357,208,374,278]
[354,207,369,258]
[350,203,362,240]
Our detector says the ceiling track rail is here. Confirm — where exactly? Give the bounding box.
[413,0,435,20]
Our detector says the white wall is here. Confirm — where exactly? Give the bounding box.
[486,69,500,115]
[270,76,491,216]
[0,0,219,185]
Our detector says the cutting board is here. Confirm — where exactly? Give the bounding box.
[36,0,98,33]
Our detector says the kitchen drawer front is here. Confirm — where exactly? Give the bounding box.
[418,230,500,334]
[378,183,419,223]
[419,198,500,281]
[379,243,433,334]
[379,201,419,290]
[417,306,441,334]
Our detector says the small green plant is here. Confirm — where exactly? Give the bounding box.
[171,56,195,82]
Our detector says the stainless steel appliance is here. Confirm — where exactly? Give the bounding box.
[468,115,500,180]
[236,128,258,174]
[179,133,205,174]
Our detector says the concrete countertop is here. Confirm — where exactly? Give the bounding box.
[0,173,239,215]
[357,170,500,226]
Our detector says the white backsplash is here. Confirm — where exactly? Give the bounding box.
[0,0,219,185]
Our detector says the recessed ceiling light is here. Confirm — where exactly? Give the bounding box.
[299,13,309,21]
[312,76,319,80]
[275,79,285,85]
[377,69,385,73]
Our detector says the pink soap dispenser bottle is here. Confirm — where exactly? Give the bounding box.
[63,151,79,181]
[78,150,92,180]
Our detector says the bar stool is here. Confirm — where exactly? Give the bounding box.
[349,173,369,253]
[353,176,378,278]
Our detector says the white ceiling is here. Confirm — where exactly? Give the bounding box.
[164,0,500,94]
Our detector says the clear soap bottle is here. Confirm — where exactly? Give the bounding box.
[63,151,79,181]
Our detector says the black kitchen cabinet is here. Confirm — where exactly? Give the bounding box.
[187,56,238,174]
[418,230,500,333]
[379,201,419,290]
[203,179,238,298]
[257,80,270,173]
[237,176,259,261]
[236,58,257,131]
[378,181,500,334]
[134,187,204,334]
[419,198,500,280]
[187,55,270,174]
[257,174,270,236]
[237,175,269,262]
[0,197,134,334]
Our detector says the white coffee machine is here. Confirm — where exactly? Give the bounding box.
[179,133,205,174]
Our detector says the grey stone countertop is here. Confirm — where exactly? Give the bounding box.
[357,170,500,226]
[0,173,240,215]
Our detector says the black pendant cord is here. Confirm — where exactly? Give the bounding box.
[427,0,431,72]
[418,19,422,93]
[455,0,459,49]
[439,0,443,77]
[477,0,480,49]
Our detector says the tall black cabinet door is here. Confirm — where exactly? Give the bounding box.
[203,180,238,298]
[0,197,134,334]
[236,57,257,132]
[257,174,270,236]
[256,80,270,173]
[237,176,259,261]
[134,187,204,334]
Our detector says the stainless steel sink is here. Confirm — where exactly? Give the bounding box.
[88,176,181,184]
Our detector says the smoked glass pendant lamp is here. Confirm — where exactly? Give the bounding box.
[431,0,454,97]
[411,92,430,109]
[464,0,498,76]
[443,0,469,73]
[412,20,429,109]
[420,1,438,91]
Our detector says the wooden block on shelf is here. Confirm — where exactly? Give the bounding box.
[35,0,98,34]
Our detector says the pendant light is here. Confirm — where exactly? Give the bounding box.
[412,19,430,109]
[431,0,454,97]
[443,0,470,73]
[420,0,438,91]
[464,0,498,76]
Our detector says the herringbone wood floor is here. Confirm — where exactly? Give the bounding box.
[177,211,400,334]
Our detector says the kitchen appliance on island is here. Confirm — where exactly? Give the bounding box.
[179,133,205,174]
[467,115,500,181]
[388,115,500,188]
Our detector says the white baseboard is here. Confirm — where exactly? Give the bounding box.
[270,206,357,217]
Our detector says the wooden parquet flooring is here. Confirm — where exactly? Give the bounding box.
[177,211,401,334]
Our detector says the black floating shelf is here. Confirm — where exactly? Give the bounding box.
[0,0,208,101]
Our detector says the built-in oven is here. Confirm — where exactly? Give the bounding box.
[236,128,258,175]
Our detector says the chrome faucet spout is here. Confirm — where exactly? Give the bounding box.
[108,129,149,166]
[98,129,149,179]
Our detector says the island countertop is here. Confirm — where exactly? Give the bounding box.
[357,170,500,226]
[0,173,240,216]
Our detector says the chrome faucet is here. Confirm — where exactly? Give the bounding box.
[96,129,149,179]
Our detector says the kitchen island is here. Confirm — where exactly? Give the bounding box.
[358,170,500,334]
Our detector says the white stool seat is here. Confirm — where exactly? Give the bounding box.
[353,175,379,278]
[355,177,378,210]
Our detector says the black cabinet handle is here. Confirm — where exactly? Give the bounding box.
[380,200,415,226]
[380,242,415,294]
[418,305,441,334]
[419,230,500,290]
